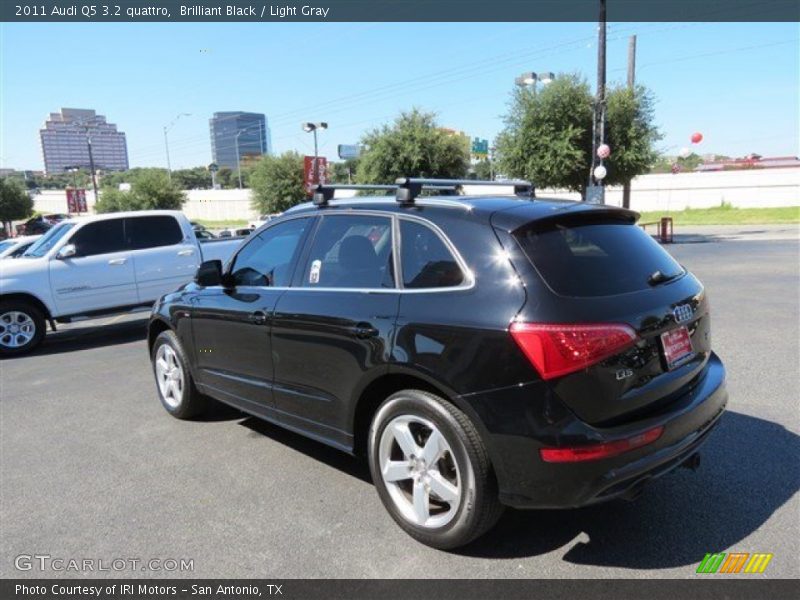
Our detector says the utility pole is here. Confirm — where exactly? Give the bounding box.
[623,34,637,209]
[235,130,245,189]
[163,126,172,178]
[588,0,607,202]
[86,136,99,199]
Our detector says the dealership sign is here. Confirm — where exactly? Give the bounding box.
[304,156,328,193]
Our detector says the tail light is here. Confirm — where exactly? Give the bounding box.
[509,322,638,380]
[540,426,664,462]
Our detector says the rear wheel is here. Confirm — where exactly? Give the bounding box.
[151,330,207,419]
[368,389,503,549]
[0,301,46,356]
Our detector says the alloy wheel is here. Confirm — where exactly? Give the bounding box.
[378,415,462,528]
[155,344,184,408]
[0,311,36,349]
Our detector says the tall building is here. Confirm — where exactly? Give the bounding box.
[40,108,129,174]
[209,111,270,170]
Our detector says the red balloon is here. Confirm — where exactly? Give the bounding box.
[691,132,703,144]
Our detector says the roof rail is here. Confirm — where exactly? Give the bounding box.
[395,178,534,203]
[311,178,534,206]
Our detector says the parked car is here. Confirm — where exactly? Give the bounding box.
[16,214,69,235]
[0,210,243,355]
[248,214,280,229]
[194,229,217,240]
[147,182,727,549]
[218,227,253,238]
[0,235,41,259]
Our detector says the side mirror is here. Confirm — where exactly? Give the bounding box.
[195,260,223,287]
[56,244,77,259]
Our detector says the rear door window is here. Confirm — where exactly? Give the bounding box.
[126,216,183,249]
[514,221,684,297]
[300,215,394,289]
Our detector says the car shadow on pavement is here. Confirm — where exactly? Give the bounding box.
[18,317,149,358]
[457,411,799,568]
[239,416,373,484]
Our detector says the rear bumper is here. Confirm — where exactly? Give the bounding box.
[465,353,727,509]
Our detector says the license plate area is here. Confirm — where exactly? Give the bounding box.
[661,325,693,369]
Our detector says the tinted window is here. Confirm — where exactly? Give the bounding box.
[400,220,464,289]
[301,215,394,289]
[514,221,685,297]
[0,241,14,253]
[231,218,309,287]
[70,220,126,257]
[127,216,183,249]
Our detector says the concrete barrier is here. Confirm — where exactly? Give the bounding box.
[32,167,799,219]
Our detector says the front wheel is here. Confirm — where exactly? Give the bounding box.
[368,389,503,549]
[151,330,207,419]
[0,301,46,356]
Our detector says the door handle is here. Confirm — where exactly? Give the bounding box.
[249,310,268,325]
[177,249,194,256]
[108,258,127,265]
[350,323,379,338]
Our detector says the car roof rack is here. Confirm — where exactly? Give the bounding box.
[395,178,534,203]
[311,178,534,206]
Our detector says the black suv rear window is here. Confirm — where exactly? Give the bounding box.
[514,221,684,297]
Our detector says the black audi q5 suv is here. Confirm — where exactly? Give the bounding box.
[148,179,727,549]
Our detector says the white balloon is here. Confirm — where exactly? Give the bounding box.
[679,147,691,158]
[593,165,607,180]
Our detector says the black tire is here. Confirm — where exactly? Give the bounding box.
[368,389,504,550]
[0,300,46,357]
[151,330,207,419]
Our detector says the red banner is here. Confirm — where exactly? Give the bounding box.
[66,188,87,213]
[304,156,328,194]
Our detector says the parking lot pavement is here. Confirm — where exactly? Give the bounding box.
[1,235,798,580]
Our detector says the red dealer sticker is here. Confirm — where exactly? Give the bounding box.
[661,326,694,369]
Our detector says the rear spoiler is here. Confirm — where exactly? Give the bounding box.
[492,202,640,233]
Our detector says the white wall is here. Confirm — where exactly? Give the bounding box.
[32,167,800,220]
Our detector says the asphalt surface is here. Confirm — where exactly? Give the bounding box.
[1,227,798,579]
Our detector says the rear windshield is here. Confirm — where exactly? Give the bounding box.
[514,221,684,297]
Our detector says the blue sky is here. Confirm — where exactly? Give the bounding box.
[1,21,798,170]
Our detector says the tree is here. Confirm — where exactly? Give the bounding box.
[604,85,662,187]
[357,109,470,183]
[94,169,186,213]
[171,167,212,190]
[495,75,593,196]
[0,177,34,233]
[494,74,660,198]
[471,159,493,180]
[215,167,236,189]
[248,151,307,214]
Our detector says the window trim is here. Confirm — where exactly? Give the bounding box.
[218,210,474,294]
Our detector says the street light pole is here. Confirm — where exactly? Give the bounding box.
[163,113,191,181]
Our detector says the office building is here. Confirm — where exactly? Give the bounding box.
[209,111,270,169]
[40,108,129,174]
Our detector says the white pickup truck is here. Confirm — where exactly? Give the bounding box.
[0,210,243,355]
